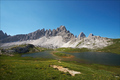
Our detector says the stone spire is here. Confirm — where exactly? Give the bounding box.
[78,32,86,39]
[88,33,94,38]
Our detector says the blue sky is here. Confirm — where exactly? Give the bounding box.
[0,0,120,38]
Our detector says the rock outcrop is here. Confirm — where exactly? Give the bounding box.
[12,44,34,53]
[1,44,34,54]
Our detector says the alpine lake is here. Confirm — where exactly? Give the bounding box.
[22,51,120,66]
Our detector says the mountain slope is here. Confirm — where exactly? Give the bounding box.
[62,32,112,49]
[0,26,113,49]
[96,39,120,54]
[0,36,66,49]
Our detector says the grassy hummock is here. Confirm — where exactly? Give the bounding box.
[56,48,90,53]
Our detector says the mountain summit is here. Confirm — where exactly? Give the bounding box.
[0,26,112,49]
[78,32,86,39]
[0,26,74,43]
[0,30,10,40]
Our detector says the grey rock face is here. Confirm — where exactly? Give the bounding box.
[88,33,94,38]
[0,29,46,43]
[59,25,67,32]
[78,32,86,39]
[45,30,49,38]
[0,25,74,43]
[52,29,56,36]
[0,30,10,40]
[56,26,74,42]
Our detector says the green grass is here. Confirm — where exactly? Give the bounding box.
[0,54,120,80]
[10,44,28,48]
[28,47,50,53]
[53,52,73,57]
[56,47,90,53]
[96,39,120,54]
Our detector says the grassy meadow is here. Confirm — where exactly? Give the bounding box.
[0,54,120,80]
[56,48,90,53]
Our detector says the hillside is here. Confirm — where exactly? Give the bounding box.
[96,39,120,54]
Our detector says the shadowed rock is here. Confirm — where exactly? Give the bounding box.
[0,30,10,40]
[12,44,34,53]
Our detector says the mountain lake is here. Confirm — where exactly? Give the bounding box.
[22,51,120,66]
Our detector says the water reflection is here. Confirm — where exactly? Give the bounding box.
[22,51,120,66]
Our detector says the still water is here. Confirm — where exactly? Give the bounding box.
[22,51,120,66]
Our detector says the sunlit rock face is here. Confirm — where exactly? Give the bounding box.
[0,26,112,49]
[77,32,86,40]
[0,25,74,43]
[88,33,94,38]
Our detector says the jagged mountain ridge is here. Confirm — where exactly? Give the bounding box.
[0,30,10,40]
[62,32,111,49]
[0,26,74,43]
[0,26,112,49]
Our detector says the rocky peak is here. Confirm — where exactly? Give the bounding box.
[88,33,94,38]
[34,29,41,33]
[0,30,10,40]
[41,28,45,31]
[40,28,45,34]
[49,29,51,32]
[59,25,67,32]
[0,25,74,43]
[78,32,86,39]
[0,30,4,35]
